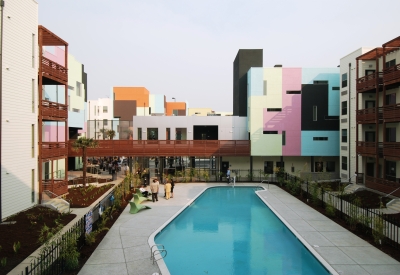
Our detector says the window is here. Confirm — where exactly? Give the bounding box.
[313,106,317,121]
[173,110,178,116]
[138,128,142,140]
[314,80,328,84]
[264,161,273,174]
[31,124,34,157]
[72,108,80,113]
[286,90,301,94]
[31,169,35,203]
[147,128,158,140]
[386,59,396,68]
[68,96,71,111]
[342,129,347,143]
[341,101,347,115]
[276,162,285,169]
[326,161,335,172]
[32,79,35,113]
[282,131,286,146]
[94,105,96,116]
[103,106,108,113]
[386,128,396,142]
[263,131,278,134]
[315,162,323,172]
[313,137,328,141]
[267,108,282,112]
[386,93,396,105]
[342,73,347,88]
[263,80,267,95]
[149,107,151,115]
[332,87,340,90]
[32,34,35,68]
[342,156,347,170]
[385,160,396,181]
[103,119,108,126]
[76,81,81,96]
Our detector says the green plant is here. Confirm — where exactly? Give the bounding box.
[310,182,320,205]
[13,241,21,254]
[189,168,196,182]
[38,222,63,245]
[0,257,6,268]
[346,197,362,231]
[202,170,210,182]
[325,195,336,218]
[372,215,385,245]
[60,237,80,270]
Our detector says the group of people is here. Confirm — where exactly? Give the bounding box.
[142,178,175,202]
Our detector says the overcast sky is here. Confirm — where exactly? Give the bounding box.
[38,0,400,112]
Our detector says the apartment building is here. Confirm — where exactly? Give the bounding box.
[354,36,400,196]
[339,47,373,184]
[1,0,38,219]
[246,64,340,179]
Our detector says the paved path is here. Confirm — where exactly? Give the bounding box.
[78,183,400,275]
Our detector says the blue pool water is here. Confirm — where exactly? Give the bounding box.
[155,187,330,275]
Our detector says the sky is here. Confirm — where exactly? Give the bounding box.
[38,0,400,112]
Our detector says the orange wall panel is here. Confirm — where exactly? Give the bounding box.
[113,87,150,107]
[166,102,187,116]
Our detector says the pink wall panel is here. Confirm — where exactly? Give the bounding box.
[263,68,302,156]
[44,125,66,142]
[44,46,65,66]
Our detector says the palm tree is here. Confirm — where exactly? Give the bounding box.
[106,129,116,140]
[72,137,99,184]
[99,128,107,140]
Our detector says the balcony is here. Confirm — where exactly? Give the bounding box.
[41,142,68,160]
[41,56,68,85]
[383,104,400,122]
[68,140,251,157]
[383,63,400,86]
[356,72,383,93]
[383,142,400,160]
[42,179,68,196]
[356,107,382,124]
[41,100,68,121]
[356,141,380,156]
[365,176,400,197]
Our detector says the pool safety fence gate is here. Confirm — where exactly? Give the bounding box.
[276,172,400,252]
[22,184,119,275]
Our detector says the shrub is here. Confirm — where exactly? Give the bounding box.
[372,215,385,245]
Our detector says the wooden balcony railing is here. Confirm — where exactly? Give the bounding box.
[383,142,400,159]
[41,142,68,159]
[356,72,383,93]
[68,140,251,157]
[41,56,68,84]
[383,104,400,122]
[42,179,68,196]
[365,176,400,197]
[383,63,400,86]
[356,107,382,124]
[41,100,68,120]
[356,141,380,156]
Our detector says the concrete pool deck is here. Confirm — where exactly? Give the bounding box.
[78,183,400,275]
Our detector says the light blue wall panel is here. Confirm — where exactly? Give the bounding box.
[154,94,165,113]
[248,68,263,96]
[301,130,339,156]
[302,68,340,116]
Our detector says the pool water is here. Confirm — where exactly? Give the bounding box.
[155,187,330,275]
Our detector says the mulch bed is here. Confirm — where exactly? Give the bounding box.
[0,207,76,275]
[66,184,114,208]
[277,184,400,262]
[340,190,392,208]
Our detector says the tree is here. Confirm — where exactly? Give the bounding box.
[106,129,116,140]
[72,137,99,184]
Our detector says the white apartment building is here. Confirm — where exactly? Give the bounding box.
[1,0,38,219]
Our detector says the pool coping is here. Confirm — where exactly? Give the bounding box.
[149,185,339,275]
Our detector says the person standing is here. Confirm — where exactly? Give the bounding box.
[150,179,159,202]
[226,168,231,184]
[124,164,130,176]
[165,180,172,200]
[170,178,175,198]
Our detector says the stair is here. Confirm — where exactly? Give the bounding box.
[343,184,365,194]
[42,198,70,214]
[387,199,400,213]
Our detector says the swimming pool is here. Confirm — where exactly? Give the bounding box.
[154,186,331,275]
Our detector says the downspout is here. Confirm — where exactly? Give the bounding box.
[348,62,351,182]
[356,58,359,183]
[0,0,4,221]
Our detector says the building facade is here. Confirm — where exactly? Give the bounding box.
[1,0,38,219]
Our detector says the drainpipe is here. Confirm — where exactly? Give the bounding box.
[0,0,5,221]
[348,62,351,182]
